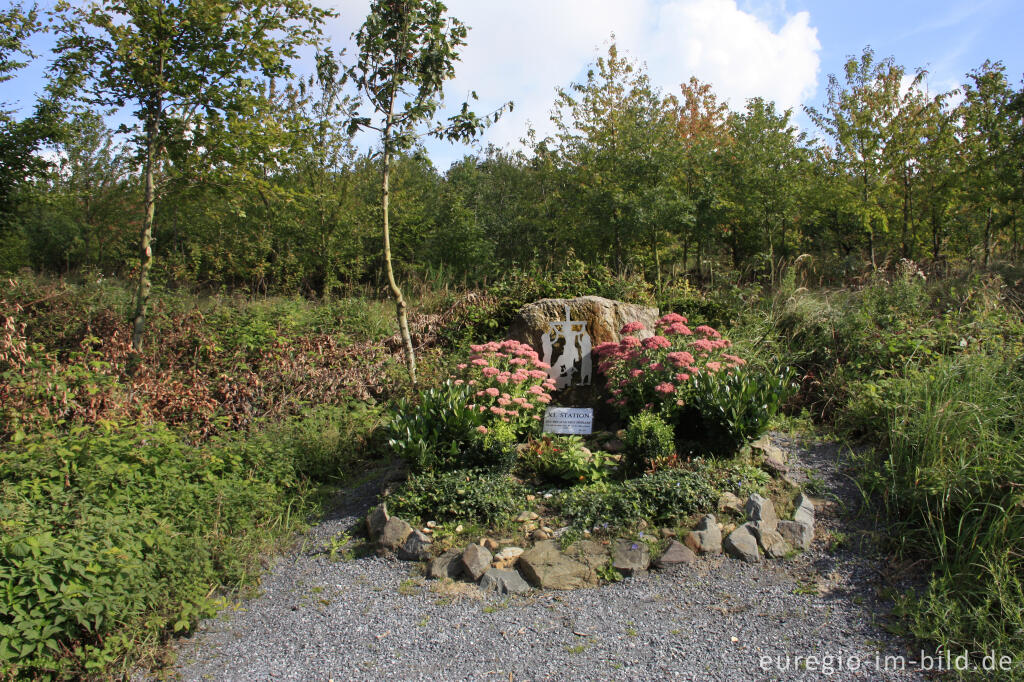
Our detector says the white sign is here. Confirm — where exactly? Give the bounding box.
[542,407,594,435]
[541,305,592,390]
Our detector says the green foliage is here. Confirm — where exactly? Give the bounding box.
[387,381,489,472]
[0,415,338,678]
[854,353,1024,664]
[554,467,718,529]
[681,366,797,455]
[623,411,675,476]
[715,461,772,498]
[516,435,616,485]
[386,468,527,526]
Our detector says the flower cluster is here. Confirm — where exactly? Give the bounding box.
[594,313,746,417]
[451,339,556,435]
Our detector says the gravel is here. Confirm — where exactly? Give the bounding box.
[164,435,927,681]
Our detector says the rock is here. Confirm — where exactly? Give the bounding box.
[516,511,539,523]
[426,520,437,529]
[723,523,761,563]
[397,529,432,561]
[660,528,676,539]
[654,540,696,569]
[612,538,651,577]
[794,493,815,527]
[750,524,791,559]
[493,547,524,569]
[718,492,745,515]
[604,438,626,453]
[366,504,389,541]
[526,494,536,501]
[563,541,609,571]
[479,568,531,595]
[428,550,465,579]
[481,537,500,552]
[683,514,722,555]
[518,540,596,590]
[420,527,433,535]
[744,493,778,532]
[461,544,493,582]
[751,435,788,473]
[531,529,551,541]
[777,520,813,551]
[509,296,660,360]
[454,524,464,533]
[378,517,414,551]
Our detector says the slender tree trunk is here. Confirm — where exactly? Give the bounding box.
[382,124,417,384]
[902,170,911,258]
[131,99,160,352]
[984,206,993,269]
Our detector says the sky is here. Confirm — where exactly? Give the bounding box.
[5,0,1023,170]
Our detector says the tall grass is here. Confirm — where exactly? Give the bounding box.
[860,353,1024,670]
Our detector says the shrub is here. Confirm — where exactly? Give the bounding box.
[387,381,488,472]
[386,468,527,525]
[516,435,616,485]
[452,338,555,437]
[623,411,675,476]
[554,467,718,529]
[0,420,324,679]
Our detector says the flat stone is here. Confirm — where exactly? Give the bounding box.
[378,517,414,551]
[479,568,531,595]
[366,504,389,542]
[518,540,596,590]
[461,544,493,582]
[396,529,432,561]
[778,519,814,550]
[744,493,778,532]
[684,514,722,555]
[493,547,524,569]
[516,511,539,522]
[653,540,696,569]
[563,540,609,572]
[612,538,651,577]
[481,537,500,552]
[723,523,761,563]
[427,549,465,579]
[531,529,551,541]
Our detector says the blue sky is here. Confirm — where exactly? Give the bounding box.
[6,0,1023,170]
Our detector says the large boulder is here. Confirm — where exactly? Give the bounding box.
[396,529,432,561]
[684,514,722,555]
[612,538,651,577]
[461,544,493,582]
[723,523,761,563]
[654,540,696,569]
[366,504,389,542]
[428,549,465,579]
[744,494,778,532]
[518,540,596,590]
[509,296,660,357]
[479,569,532,595]
[563,540,610,572]
[378,517,414,551]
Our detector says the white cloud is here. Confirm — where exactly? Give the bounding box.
[325,0,821,168]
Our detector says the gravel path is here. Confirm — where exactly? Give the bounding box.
[166,434,927,681]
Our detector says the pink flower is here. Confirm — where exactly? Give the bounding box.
[528,385,545,395]
[528,370,548,379]
[594,342,620,355]
[706,361,722,372]
[457,363,468,370]
[667,322,692,336]
[667,351,695,367]
[521,401,534,409]
[533,415,542,421]
[496,372,511,384]
[655,382,675,395]
[621,336,641,348]
[498,397,511,406]
[621,321,645,334]
[630,369,644,378]
[471,358,488,366]
[641,335,671,350]
[511,371,529,383]
[536,394,552,404]
[476,425,488,434]
[509,357,527,365]
[649,362,664,371]
[674,372,691,382]
[490,406,505,415]
[454,379,464,385]
[723,353,746,366]
[469,344,485,353]
[694,325,721,339]
[467,380,477,386]
[658,312,688,326]
[485,387,500,397]
[481,366,499,377]
[692,339,714,353]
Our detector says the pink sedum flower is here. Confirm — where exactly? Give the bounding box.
[654,382,675,395]
[620,321,645,334]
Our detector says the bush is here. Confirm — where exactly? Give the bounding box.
[387,381,488,472]
[623,411,675,476]
[386,468,527,525]
[0,418,329,679]
[554,467,718,529]
[516,435,616,485]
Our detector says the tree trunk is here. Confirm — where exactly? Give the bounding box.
[382,128,416,384]
[984,207,993,269]
[131,100,160,352]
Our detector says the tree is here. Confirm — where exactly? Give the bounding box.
[346,0,510,383]
[53,0,329,350]
[807,48,918,268]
